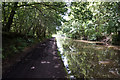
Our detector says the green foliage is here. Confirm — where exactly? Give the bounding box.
[60,2,120,44]
[2,2,68,59]
[2,2,67,38]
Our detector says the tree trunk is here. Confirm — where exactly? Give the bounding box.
[3,2,18,32]
[2,2,6,27]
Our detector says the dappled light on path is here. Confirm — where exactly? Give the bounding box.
[3,37,67,78]
[41,61,50,64]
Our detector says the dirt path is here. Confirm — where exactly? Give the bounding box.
[2,37,67,79]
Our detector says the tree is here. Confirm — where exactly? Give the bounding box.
[61,2,120,41]
[2,2,67,38]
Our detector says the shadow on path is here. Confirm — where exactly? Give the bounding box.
[2,37,67,79]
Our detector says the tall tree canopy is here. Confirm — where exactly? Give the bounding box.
[2,2,120,44]
[61,2,120,41]
[2,2,67,38]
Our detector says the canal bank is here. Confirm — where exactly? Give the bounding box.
[55,34,120,78]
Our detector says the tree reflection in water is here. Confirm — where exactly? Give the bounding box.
[57,37,120,78]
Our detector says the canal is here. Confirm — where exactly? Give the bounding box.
[55,35,120,78]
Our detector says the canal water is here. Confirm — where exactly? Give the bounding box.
[55,35,120,78]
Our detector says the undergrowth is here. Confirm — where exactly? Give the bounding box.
[2,36,39,60]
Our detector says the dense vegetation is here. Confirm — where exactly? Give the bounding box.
[2,2,67,59]
[2,2,67,37]
[2,2,120,60]
[60,2,120,45]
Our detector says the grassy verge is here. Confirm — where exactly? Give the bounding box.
[56,44,69,79]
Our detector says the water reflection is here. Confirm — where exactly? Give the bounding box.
[56,35,120,78]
